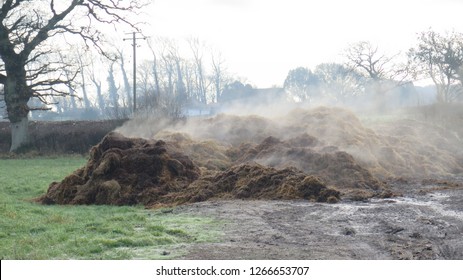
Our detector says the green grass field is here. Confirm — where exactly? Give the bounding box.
[0,157,220,259]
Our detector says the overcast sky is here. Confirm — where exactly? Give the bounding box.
[143,0,463,87]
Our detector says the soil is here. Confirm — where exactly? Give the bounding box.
[172,180,463,260]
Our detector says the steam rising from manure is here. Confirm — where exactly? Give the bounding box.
[116,105,463,180]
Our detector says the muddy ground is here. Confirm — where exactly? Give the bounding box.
[171,180,463,260]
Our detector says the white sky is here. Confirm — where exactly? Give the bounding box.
[142,0,463,87]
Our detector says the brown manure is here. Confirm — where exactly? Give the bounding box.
[38,132,200,206]
[230,136,387,199]
[157,131,233,171]
[38,132,340,207]
[183,163,340,203]
[39,106,463,207]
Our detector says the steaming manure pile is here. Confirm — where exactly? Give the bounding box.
[41,106,463,207]
[39,132,341,207]
[39,133,200,206]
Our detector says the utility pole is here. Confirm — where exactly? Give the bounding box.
[123,32,146,113]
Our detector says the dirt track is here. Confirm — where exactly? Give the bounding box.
[173,181,463,260]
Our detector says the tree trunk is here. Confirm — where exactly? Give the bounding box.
[153,59,161,105]
[119,57,132,112]
[10,116,30,152]
[3,58,32,152]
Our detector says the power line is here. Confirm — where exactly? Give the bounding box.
[123,32,146,114]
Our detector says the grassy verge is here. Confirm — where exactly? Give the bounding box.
[0,157,220,259]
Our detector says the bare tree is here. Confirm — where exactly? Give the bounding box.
[283,67,319,102]
[107,61,120,118]
[136,60,156,110]
[344,41,410,95]
[161,39,187,106]
[188,38,210,104]
[135,37,234,117]
[136,37,195,118]
[345,41,392,80]
[409,30,463,103]
[313,63,365,104]
[0,0,145,151]
[57,51,78,110]
[115,47,132,112]
[87,56,105,115]
[147,38,161,101]
[75,48,91,110]
[210,49,231,103]
[155,38,189,110]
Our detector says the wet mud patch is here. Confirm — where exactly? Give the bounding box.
[175,185,463,260]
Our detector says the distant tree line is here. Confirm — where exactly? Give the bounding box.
[6,36,235,121]
[134,37,233,118]
[0,0,462,153]
[284,29,463,108]
[3,27,461,125]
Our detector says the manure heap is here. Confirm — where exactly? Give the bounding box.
[39,132,341,207]
[40,107,463,207]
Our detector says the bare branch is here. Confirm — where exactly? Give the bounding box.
[0,0,146,125]
[409,29,463,102]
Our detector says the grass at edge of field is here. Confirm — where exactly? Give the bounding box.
[0,157,221,259]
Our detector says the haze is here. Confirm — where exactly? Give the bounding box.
[145,0,463,87]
